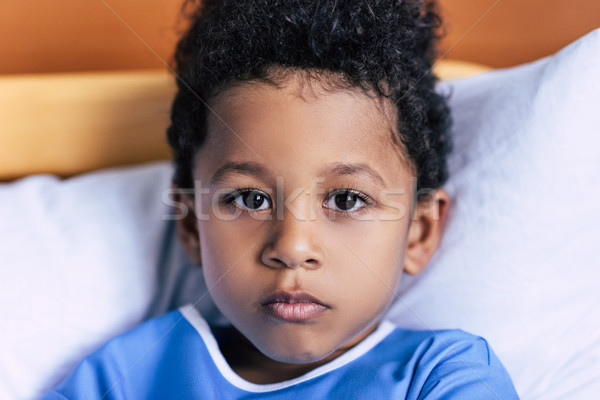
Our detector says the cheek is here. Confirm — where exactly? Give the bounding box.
[196,216,272,311]
[198,220,257,292]
[334,218,408,270]
[198,215,261,260]
[198,238,254,327]
[329,219,407,307]
[340,221,407,300]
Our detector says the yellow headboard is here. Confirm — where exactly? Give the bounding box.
[2,0,597,180]
[0,71,175,180]
[0,61,489,181]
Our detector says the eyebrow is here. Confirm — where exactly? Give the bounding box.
[322,162,386,186]
[209,161,386,186]
[209,161,270,185]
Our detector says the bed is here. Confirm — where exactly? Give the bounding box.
[1,1,599,399]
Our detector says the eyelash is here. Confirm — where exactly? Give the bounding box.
[323,187,374,215]
[222,187,272,212]
[222,186,374,215]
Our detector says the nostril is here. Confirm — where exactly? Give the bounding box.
[267,257,320,269]
[269,257,296,269]
[260,237,324,270]
[298,259,320,270]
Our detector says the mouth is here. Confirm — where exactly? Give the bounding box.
[260,291,330,323]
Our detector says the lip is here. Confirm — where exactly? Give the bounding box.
[260,291,330,322]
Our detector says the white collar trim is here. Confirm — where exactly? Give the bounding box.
[179,304,395,393]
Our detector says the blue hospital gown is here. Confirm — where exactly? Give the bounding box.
[42,304,519,399]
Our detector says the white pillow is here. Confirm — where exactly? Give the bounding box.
[0,162,210,399]
[388,28,600,399]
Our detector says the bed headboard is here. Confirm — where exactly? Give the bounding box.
[1,0,598,180]
[0,61,489,181]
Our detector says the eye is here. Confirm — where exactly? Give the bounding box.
[227,188,271,211]
[323,189,371,213]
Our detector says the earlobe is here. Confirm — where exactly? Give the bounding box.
[403,189,450,275]
[172,186,202,266]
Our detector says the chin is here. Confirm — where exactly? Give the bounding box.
[259,342,333,365]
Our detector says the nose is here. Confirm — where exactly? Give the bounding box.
[261,210,324,270]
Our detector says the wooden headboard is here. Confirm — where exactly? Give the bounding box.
[0,61,490,181]
[1,1,598,180]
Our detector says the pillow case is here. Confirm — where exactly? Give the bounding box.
[0,162,209,399]
[388,28,600,399]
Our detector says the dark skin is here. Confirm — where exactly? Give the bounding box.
[176,74,449,384]
[213,325,326,383]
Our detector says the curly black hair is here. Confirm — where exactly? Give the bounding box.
[167,0,451,194]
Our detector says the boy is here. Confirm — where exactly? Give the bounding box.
[43,0,519,398]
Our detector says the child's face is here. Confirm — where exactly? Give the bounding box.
[178,73,447,366]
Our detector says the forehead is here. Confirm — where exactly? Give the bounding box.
[197,74,413,184]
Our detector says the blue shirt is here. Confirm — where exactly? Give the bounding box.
[42,304,519,399]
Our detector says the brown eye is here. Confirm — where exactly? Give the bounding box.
[334,192,358,210]
[324,190,369,212]
[230,189,271,211]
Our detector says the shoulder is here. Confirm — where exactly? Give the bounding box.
[375,326,493,365]
[376,326,520,399]
[394,328,495,364]
[41,308,207,399]
[76,307,192,364]
[105,307,190,346]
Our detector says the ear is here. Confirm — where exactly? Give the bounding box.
[403,188,450,275]
[172,185,202,266]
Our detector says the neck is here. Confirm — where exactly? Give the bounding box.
[212,325,352,384]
